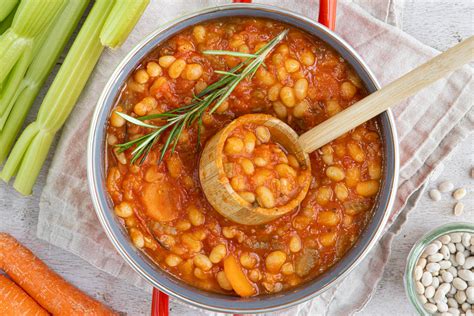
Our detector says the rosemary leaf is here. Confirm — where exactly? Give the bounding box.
[116,29,288,164]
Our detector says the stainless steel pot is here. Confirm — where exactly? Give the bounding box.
[87,3,399,313]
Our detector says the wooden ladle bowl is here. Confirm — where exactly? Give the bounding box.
[199,114,312,225]
[200,36,473,226]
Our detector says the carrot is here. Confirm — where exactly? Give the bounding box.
[0,233,117,315]
[0,275,48,316]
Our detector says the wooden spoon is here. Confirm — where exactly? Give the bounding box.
[200,36,474,225]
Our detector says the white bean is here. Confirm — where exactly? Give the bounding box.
[454,202,465,216]
[430,189,442,201]
[448,307,461,316]
[429,253,445,262]
[466,286,474,301]
[462,233,471,247]
[448,266,458,278]
[440,235,452,244]
[456,252,466,266]
[437,301,449,312]
[425,243,441,256]
[415,266,424,280]
[427,262,441,273]
[440,260,452,270]
[461,302,470,311]
[442,271,454,283]
[425,286,436,299]
[455,290,467,304]
[453,278,468,291]
[448,297,459,308]
[463,257,474,269]
[450,233,462,243]
[424,303,438,313]
[423,271,434,286]
[439,181,454,192]
[453,188,467,200]
[448,243,457,254]
[419,294,428,304]
[416,281,425,294]
[458,270,474,282]
[419,258,428,269]
[432,277,441,288]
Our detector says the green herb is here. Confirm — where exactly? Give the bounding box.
[116,29,288,164]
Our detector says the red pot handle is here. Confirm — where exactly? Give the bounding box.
[318,0,337,30]
[150,1,337,315]
[151,288,168,316]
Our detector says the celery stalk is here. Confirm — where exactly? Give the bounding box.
[1,0,115,194]
[0,4,17,34]
[0,0,18,22]
[0,0,90,162]
[100,0,149,48]
[0,0,65,84]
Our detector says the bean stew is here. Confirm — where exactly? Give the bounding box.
[105,17,383,297]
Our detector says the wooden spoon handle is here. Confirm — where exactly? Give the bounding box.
[298,36,474,153]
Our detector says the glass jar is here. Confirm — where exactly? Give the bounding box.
[404,222,474,315]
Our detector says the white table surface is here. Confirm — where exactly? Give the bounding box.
[0,1,472,315]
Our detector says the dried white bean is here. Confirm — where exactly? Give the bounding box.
[454,202,465,216]
[419,258,428,269]
[454,278,468,291]
[448,307,461,316]
[423,271,434,286]
[455,290,467,304]
[425,285,436,299]
[426,243,441,256]
[451,233,463,243]
[440,235,452,244]
[419,294,428,304]
[439,181,454,192]
[433,277,441,288]
[415,266,424,280]
[430,189,442,201]
[441,245,451,259]
[440,260,452,270]
[466,287,474,301]
[448,267,459,278]
[453,188,467,200]
[458,270,474,282]
[416,281,426,294]
[427,262,441,273]
[466,310,474,316]
[430,253,445,262]
[437,301,449,312]
[462,233,471,247]
[449,243,457,253]
[425,303,438,313]
[456,252,466,266]
[435,283,452,302]
[443,271,455,283]
[434,240,443,249]
[463,257,474,269]
[461,302,470,311]
[449,285,458,295]
[448,297,459,308]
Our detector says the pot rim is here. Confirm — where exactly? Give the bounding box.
[87,3,399,313]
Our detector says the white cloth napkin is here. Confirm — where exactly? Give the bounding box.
[36,0,473,315]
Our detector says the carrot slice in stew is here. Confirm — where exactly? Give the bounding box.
[0,275,48,316]
[141,179,179,221]
[223,255,256,297]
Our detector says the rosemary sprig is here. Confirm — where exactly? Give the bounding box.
[115,29,288,164]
